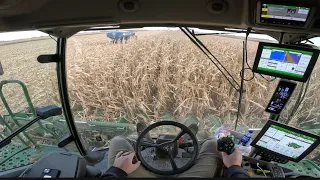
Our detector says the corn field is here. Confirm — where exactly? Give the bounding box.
[66,31,320,130]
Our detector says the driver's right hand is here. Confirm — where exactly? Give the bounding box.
[221,148,242,168]
[113,151,141,174]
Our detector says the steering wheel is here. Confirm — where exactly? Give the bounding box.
[135,121,199,175]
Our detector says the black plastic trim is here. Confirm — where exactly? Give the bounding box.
[37,54,59,63]
[56,38,87,156]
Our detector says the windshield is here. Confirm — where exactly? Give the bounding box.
[65,27,319,163]
[0,32,76,172]
[0,27,319,172]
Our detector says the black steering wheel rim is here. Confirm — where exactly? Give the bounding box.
[135,121,199,175]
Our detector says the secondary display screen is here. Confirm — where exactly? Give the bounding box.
[258,46,312,78]
[253,42,320,82]
[251,121,320,162]
[261,4,310,22]
[265,80,296,114]
[255,124,317,159]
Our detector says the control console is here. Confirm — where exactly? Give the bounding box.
[254,150,289,164]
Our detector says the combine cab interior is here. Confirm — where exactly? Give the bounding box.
[0,0,319,178]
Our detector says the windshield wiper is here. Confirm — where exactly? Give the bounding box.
[179,27,240,91]
[180,27,255,130]
[0,105,62,149]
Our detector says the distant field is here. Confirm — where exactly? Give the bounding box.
[0,31,319,159]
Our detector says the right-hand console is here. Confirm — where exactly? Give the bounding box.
[242,120,320,178]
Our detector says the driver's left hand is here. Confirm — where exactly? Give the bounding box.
[113,151,141,174]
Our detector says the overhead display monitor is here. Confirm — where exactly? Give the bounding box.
[251,120,320,162]
[262,4,310,21]
[256,1,314,28]
[252,42,320,82]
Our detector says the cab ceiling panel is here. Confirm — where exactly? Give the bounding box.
[0,0,320,38]
[0,0,245,33]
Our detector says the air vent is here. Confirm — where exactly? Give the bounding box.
[119,0,139,13]
[207,0,228,14]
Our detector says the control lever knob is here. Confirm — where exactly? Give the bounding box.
[217,137,235,155]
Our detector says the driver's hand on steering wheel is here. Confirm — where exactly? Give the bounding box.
[113,151,141,174]
[221,148,242,168]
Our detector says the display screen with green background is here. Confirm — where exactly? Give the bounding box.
[257,46,313,78]
[261,4,310,22]
[257,67,303,78]
[255,124,317,159]
[264,4,310,10]
[271,125,317,142]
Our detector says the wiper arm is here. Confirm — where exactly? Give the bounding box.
[0,116,42,149]
[0,105,62,149]
[179,27,240,91]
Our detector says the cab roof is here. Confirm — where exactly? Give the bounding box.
[0,0,320,43]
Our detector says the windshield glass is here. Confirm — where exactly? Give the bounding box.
[0,31,76,172]
[62,27,317,164]
[0,28,319,173]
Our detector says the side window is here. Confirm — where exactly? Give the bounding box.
[0,31,76,173]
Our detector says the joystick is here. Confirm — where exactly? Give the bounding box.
[217,136,235,155]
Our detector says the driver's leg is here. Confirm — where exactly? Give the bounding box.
[107,136,156,178]
[178,140,223,177]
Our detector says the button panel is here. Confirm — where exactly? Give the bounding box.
[256,150,289,164]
